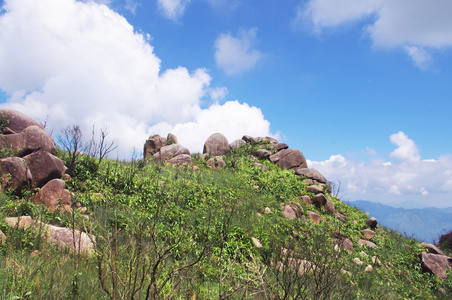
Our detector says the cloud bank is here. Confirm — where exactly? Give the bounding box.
[309,132,452,208]
[214,28,264,75]
[0,0,275,157]
[297,0,452,69]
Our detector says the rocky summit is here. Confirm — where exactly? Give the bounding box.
[0,109,451,299]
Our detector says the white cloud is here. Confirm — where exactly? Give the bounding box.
[298,0,452,69]
[214,28,264,75]
[296,0,382,33]
[389,131,420,162]
[308,132,452,207]
[157,0,191,21]
[404,45,432,70]
[0,0,274,157]
[124,0,138,14]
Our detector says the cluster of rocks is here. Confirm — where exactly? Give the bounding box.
[0,109,70,211]
[143,133,192,165]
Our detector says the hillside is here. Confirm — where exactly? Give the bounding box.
[348,200,452,243]
[0,110,451,299]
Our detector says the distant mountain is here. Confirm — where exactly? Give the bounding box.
[347,200,452,243]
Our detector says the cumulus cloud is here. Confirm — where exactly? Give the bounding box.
[0,0,275,157]
[298,0,452,69]
[214,28,264,75]
[308,132,452,207]
[157,0,191,21]
[389,131,420,162]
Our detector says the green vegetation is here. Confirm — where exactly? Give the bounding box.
[0,143,451,299]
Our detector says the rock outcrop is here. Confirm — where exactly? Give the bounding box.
[203,133,229,156]
[0,109,67,203]
[144,133,192,164]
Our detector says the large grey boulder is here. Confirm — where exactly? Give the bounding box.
[0,109,43,134]
[295,168,327,184]
[0,157,32,191]
[24,150,67,188]
[0,125,56,156]
[269,149,307,170]
[154,144,190,162]
[144,134,168,160]
[203,133,229,156]
[420,252,452,279]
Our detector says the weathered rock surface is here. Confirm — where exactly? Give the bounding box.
[154,144,190,162]
[229,139,246,149]
[203,133,229,156]
[167,154,191,165]
[0,157,32,191]
[206,156,226,169]
[269,149,307,170]
[143,134,167,160]
[360,229,376,240]
[167,133,178,145]
[439,231,452,249]
[32,179,72,211]
[45,224,94,253]
[341,238,354,252]
[312,194,327,208]
[300,195,311,206]
[421,242,445,255]
[0,125,56,156]
[307,211,321,224]
[358,239,377,248]
[0,109,43,133]
[295,168,327,184]
[24,150,67,188]
[255,149,273,160]
[325,200,335,214]
[5,216,33,229]
[306,185,324,194]
[420,252,452,279]
[271,143,288,151]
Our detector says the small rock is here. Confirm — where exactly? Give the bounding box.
[306,185,324,194]
[312,194,327,208]
[360,251,369,257]
[360,229,376,240]
[372,256,382,266]
[354,258,363,265]
[342,238,354,252]
[252,237,262,248]
[358,239,377,248]
[325,200,335,214]
[307,211,321,224]
[365,265,373,272]
[5,216,33,229]
[264,207,271,214]
[300,195,311,206]
[0,230,6,244]
[365,217,378,229]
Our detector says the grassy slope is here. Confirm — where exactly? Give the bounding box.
[0,143,451,299]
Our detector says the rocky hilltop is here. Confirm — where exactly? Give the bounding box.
[0,109,451,298]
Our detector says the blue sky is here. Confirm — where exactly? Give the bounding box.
[0,0,451,207]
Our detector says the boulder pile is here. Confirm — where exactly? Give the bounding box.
[0,109,70,211]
